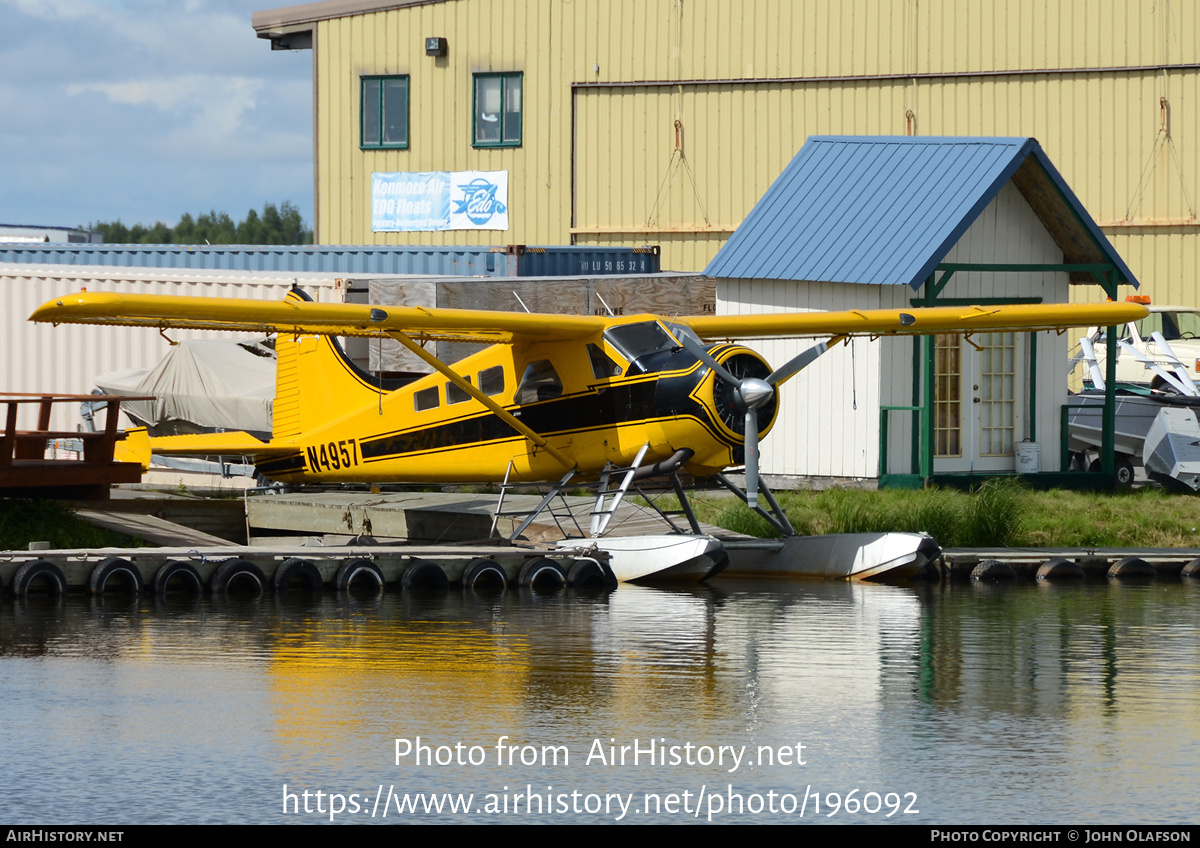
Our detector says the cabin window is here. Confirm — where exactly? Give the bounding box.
[480,365,505,396]
[516,360,561,404]
[587,344,622,379]
[414,386,439,411]
[361,76,409,149]
[473,73,522,147]
[446,377,472,405]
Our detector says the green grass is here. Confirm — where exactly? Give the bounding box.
[0,500,141,551]
[686,480,1200,548]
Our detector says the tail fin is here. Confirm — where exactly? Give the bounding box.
[272,290,401,440]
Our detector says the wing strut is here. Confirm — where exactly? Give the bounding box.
[388,331,575,470]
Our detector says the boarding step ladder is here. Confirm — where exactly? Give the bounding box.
[490,464,586,541]
[588,444,651,536]
[587,445,704,536]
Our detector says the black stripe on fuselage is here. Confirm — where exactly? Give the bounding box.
[257,451,307,475]
[355,351,741,463]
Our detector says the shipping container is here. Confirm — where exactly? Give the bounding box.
[2,266,345,431]
[0,244,661,277]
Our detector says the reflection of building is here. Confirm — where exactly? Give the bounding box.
[254,0,1199,305]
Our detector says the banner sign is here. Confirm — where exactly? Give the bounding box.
[372,171,509,232]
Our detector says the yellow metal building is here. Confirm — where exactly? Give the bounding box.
[254,0,1199,303]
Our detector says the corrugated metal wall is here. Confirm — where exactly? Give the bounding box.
[313,0,1200,303]
[4,268,342,431]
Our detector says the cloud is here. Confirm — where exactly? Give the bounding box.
[0,1,314,227]
[68,73,262,115]
[2,0,96,21]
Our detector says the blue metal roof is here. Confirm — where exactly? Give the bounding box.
[705,136,1138,290]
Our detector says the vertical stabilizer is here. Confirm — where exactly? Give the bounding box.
[271,289,400,441]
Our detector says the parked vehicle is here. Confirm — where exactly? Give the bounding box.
[1079,299,1200,392]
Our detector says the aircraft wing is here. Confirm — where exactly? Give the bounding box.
[677,302,1149,341]
[30,291,606,344]
[31,292,1146,344]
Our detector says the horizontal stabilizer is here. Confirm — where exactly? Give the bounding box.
[141,431,295,458]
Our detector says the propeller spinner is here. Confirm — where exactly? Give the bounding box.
[676,333,838,509]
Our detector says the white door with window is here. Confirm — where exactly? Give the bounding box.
[934,332,1021,472]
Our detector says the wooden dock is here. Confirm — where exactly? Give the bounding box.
[244,488,742,545]
[0,393,152,499]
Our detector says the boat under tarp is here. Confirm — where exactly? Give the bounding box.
[93,339,275,439]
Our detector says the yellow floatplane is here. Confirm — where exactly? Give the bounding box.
[31,290,1146,581]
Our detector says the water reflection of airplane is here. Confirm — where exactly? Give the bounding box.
[32,292,1143,575]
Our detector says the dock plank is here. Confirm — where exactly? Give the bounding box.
[74,509,237,547]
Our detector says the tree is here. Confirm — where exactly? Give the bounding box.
[85,202,313,245]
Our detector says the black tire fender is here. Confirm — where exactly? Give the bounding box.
[273,558,324,593]
[400,558,449,592]
[461,557,507,592]
[1036,557,1085,581]
[518,557,567,590]
[211,558,267,597]
[153,560,203,597]
[566,557,615,588]
[88,556,144,596]
[335,558,384,593]
[1108,556,1156,580]
[970,559,1016,582]
[12,559,67,598]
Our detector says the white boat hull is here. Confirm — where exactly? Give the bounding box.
[723,532,939,581]
[556,535,728,583]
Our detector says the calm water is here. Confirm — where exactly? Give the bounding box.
[1,578,1197,824]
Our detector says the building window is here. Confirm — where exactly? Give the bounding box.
[361,76,409,149]
[473,73,521,147]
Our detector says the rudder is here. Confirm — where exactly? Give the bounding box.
[272,289,400,440]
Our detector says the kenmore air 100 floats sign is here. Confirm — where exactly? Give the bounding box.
[372,171,509,231]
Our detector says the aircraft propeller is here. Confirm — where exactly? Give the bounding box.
[674,333,838,509]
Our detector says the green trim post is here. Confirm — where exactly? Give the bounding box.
[1029,332,1037,442]
[1101,270,1119,477]
[923,334,934,479]
[910,339,921,473]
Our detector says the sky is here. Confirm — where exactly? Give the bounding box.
[0,0,314,231]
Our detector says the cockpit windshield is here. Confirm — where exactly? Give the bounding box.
[603,321,676,361]
[602,320,697,375]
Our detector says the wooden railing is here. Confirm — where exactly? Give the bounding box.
[0,393,155,498]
